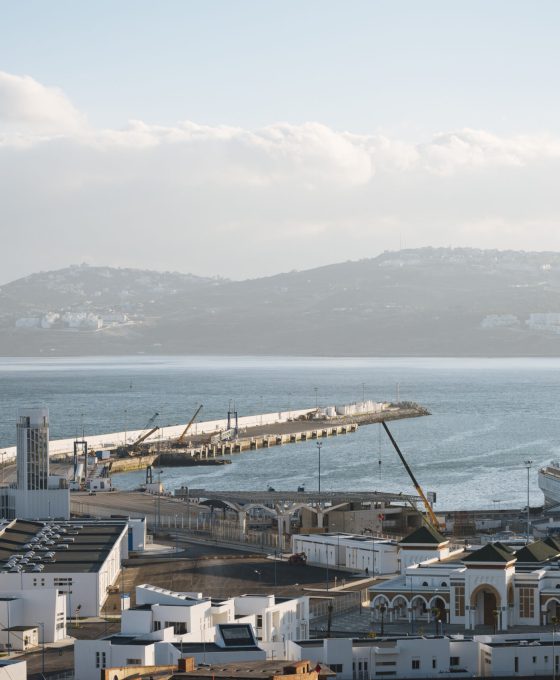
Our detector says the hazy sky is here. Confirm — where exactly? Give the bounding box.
[2,1,560,283]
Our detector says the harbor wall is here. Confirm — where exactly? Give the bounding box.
[0,402,389,462]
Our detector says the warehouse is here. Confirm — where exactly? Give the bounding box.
[0,518,127,617]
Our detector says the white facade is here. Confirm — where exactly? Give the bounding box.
[75,584,309,680]
[0,407,70,520]
[292,534,398,575]
[0,588,66,644]
[0,659,26,680]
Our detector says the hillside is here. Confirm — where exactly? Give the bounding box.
[2,249,560,356]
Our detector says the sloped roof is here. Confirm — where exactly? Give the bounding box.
[544,535,560,552]
[463,542,516,564]
[515,540,560,563]
[399,525,447,546]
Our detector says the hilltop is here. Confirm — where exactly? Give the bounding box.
[2,249,560,356]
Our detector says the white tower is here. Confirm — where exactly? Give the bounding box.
[16,407,49,491]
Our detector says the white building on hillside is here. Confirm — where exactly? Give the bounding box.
[75,584,310,680]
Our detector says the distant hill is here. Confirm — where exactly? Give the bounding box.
[2,249,560,356]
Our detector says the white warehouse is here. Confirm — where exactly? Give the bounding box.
[292,533,398,575]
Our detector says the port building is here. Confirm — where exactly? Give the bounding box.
[369,525,560,631]
[0,518,127,618]
[0,407,69,520]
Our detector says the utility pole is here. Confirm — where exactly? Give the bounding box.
[525,460,532,544]
[316,441,322,495]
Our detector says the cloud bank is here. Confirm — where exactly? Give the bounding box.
[1,71,559,283]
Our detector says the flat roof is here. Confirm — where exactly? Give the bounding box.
[0,519,127,573]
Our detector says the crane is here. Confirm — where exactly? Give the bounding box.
[381,421,442,532]
[177,404,203,444]
[130,412,159,447]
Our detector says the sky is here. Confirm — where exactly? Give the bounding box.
[2,1,560,283]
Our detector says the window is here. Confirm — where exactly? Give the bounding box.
[450,657,460,667]
[126,659,142,665]
[95,652,106,669]
[454,585,465,617]
[153,621,161,631]
[520,588,535,618]
[329,664,343,673]
[164,621,187,635]
[532,656,537,663]
[432,658,437,669]
[514,657,519,673]
[411,659,420,669]
[256,615,263,628]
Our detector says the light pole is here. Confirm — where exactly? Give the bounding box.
[552,615,559,680]
[524,460,532,544]
[36,621,45,675]
[316,441,322,495]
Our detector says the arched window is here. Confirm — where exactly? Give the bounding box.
[422,581,429,587]
[441,581,448,587]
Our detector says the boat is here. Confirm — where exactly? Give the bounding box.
[538,462,560,508]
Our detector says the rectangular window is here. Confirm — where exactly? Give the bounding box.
[514,657,519,673]
[126,658,142,665]
[153,621,161,631]
[329,664,343,673]
[411,659,420,669]
[520,588,534,618]
[454,585,465,617]
[450,657,460,667]
[95,652,106,669]
[432,658,437,669]
[256,614,263,628]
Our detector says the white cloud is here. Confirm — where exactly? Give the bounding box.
[0,71,86,134]
[2,71,560,283]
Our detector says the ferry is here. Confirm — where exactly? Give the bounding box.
[538,462,560,508]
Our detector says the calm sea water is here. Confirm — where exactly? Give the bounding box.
[1,356,559,510]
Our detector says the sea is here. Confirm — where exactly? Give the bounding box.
[1,355,560,511]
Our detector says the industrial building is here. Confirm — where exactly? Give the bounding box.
[291,533,398,575]
[0,518,128,617]
[0,407,69,520]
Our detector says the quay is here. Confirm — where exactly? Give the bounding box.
[0,400,429,466]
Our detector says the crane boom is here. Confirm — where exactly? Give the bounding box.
[134,426,159,447]
[178,404,204,443]
[381,421,441,531]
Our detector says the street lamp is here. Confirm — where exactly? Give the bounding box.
[316,441,322,495]
[524,460,533,544]
[377,603,386,636]
[552,615,559,680]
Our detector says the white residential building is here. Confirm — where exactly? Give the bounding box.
[75,622,266,680]
[75,585,310,680]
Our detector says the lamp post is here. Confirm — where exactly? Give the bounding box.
[524,460,532,544]
[316,441,322,495]
[377,603,386,636]
[552,615,559,680]
[36,621,45,675]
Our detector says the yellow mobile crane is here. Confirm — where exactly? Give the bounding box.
[381,421,442,532]
[177,404,204,444]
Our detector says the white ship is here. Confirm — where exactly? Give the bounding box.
[538,463,560,508]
